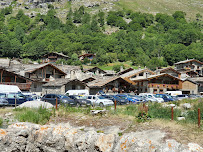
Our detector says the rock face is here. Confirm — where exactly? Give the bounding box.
[0,122,202,152]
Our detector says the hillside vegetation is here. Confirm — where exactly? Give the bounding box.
[118,0,203,20]
[0,2,202,69]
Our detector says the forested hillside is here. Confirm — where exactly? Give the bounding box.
[0,5,202,69]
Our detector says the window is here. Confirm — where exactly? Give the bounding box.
[72,85,76,90]
[88,96,92,99]
[7,94,15,98]
[46,74,51,78]
[139,73,143,76]
[93,96,96,100]
[45,95,52,98]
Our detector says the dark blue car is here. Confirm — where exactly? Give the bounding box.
[155,94,174,102]
[0,93,34,105]
[102,95,129,105]
[116,94,142,104]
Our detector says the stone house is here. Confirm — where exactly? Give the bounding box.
[181,79,198,94]
[24,63,66,82]
[174,59,203,76]
[120,68,155,80]
[78,53,95,61]
[23,63,67,94]
[42,79,88,95]
[83,67,107,76]
[41,52,70,63]
[189,77,203,95]
[155,67,181,78]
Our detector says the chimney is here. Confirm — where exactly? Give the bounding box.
[120,66,124,72]
[138,65,141,70]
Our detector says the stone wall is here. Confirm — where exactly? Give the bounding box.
[0,122,202,152]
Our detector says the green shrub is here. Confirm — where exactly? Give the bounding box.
[123,105,138,116]
[184,102,203,124]
[15,107,52,125]
[0,117,3,126]
[148,103,181,120]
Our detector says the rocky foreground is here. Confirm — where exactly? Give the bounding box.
[0,123,202,152]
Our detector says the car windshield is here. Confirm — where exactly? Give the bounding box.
[0,94,6,98]
[118,96,126,99]
[59,95,70,99]
[75,96,86,99]
[98,96,105,99]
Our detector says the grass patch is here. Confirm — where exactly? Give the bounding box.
[0,117,3,127]
[15,107,52,125]
[148,103,181,120]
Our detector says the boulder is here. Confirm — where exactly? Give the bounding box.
[0,123,202,151]
[182,103,192,109]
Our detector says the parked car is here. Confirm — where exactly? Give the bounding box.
[31,95,42,101]
[41,94,76,106]
[0,93,9,106]
[116,94,143,104]
[176,94,189,100]
[86,95,114,107]
[68,95,92,107]
[0,92,33,105]
[139,93,164,103]
[155,94,175,102]
[102,95,129,105]
[138,95,156,102]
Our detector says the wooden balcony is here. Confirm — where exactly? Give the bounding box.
[148,83,179,89]
[0,82,32,91]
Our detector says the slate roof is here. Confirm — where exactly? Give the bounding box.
[174,59,203,65]
[43,79,86,87]
[120,68,154,78]
[87,76,133,88]
[189,77,203,82]
[131,73,182,82]
[23,63,66,75]
[155,67,181,74]
[83,67,107,73]
[43,52,70,58]
[0,58,10,68]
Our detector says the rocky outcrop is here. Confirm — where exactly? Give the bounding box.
[0,122,202,152]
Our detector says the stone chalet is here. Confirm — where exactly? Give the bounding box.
[83,67,107,76]
[19,63,67,94]
[174,59,203,77]
[78,53,95,61]
[132,73,183,94]
[41,52,70,63]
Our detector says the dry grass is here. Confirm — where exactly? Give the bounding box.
[118,0,203,20]
[150,119,203,146]
[0,108,13,116]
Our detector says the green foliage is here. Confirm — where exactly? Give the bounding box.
[184,102,203,124]
[15,107,52,125]
[148,103,181,120]
[112,64,124,73]
[137,112,151,123]
[0,8,202,69]
[48,4,54,9]
[0,117,3,126]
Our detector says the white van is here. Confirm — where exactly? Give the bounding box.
[0,84,21,93]
[165,91,182,97]
[65,90,89,96]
